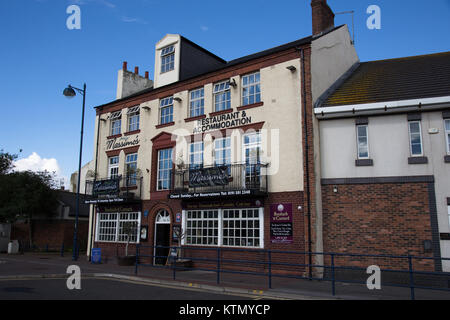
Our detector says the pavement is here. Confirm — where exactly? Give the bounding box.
[1,252,450,300]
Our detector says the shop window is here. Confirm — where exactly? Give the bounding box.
[183,208,263,248]
[185,210,219,246]
[96,212,140,243]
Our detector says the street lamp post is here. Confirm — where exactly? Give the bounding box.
[63,83,86,261]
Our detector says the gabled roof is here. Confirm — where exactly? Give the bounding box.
[321,51,450,108]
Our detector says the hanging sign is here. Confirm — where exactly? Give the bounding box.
[188,166,229,188]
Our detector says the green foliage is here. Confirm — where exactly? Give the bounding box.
[0,170,58,223]
[0,150,18,175]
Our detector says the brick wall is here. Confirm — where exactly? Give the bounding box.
[11,219,89,251]
[322,182,436,271]
[93,192,306,275]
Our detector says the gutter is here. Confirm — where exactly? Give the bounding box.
[315,96,450,119]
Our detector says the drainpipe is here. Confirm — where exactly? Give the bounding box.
[298,47,313,279]
[88,109,102,261]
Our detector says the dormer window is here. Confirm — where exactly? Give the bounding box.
[161,45,175,73]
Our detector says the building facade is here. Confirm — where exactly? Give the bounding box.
[85,0,359,273]
[315,52,450,272]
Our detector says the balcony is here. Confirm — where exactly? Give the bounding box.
[169,163,269,200]
[85,175,143,204]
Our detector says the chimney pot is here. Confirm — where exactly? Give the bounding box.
[123,61,128,71]
[135,66,139,74]
[145,71,149,79]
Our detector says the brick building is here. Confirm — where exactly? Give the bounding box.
[315,52,450,272]
[85,0,359,274]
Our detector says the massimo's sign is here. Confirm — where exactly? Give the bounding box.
[92,179,119,197]
[193,111,252,134]
[189,166,229,188]
[106,135,140,151]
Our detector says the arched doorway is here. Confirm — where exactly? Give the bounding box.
[154,210,171,265]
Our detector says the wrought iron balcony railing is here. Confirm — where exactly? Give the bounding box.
[171,163,268,195]
[85,175,143,201]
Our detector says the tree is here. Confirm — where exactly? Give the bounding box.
[0,170,58,246]
[0,150,18,175]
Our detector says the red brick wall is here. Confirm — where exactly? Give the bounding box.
[322,182,435,271]
[11,220,89,251]
[93,192,306,275]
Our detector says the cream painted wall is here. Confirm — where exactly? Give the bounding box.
[153,34,181,88]
[310,25,359,266]
[94,58,305,200]
[319,110,450,270]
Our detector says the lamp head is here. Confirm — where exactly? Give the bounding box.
[63,86,76,98]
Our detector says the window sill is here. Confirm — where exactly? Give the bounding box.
[156,122,175,129]
[408,156,428,164]
[107,134,122,140]
[444,155,450,163]
[237,101,264,111]
[209,109,233,117]
[355,159,374,167]
[185,115,206,123]
[124,130,141,136]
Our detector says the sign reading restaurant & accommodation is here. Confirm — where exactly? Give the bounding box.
[106,135,140,151]
[193,111,252,134]
[270,203,293,244]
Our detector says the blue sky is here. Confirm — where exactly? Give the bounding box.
[1,0,449,187]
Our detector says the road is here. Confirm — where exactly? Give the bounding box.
[0,277,261,300]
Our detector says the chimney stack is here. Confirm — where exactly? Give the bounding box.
[311,0,335,36]
[123,61,128,71]
[134,66,139,74]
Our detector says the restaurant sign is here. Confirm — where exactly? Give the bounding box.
[193,111,252,134]
[92,179,119,197]
[189,166,229,188]
[106,135,140,151]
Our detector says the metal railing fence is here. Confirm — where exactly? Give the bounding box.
[134,245,450,300]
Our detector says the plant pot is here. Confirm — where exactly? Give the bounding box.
[117,255,136,266]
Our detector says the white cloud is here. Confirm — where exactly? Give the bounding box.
[13,153,68,188]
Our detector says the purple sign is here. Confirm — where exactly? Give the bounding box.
[270,203,293,244]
